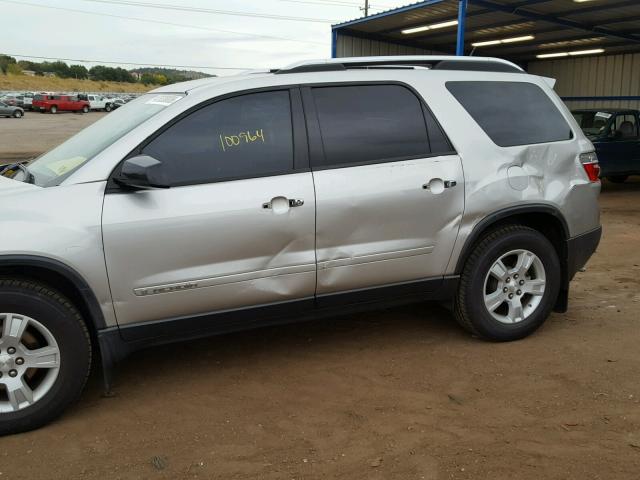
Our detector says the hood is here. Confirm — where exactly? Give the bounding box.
[0,175,40,196]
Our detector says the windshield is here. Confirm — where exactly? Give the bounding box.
[572,111,611,136]
[9,93,184,187]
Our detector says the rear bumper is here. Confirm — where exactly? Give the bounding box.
[567,226,602,281]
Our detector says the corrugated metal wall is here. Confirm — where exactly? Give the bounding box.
[336,32,443,57]
[527,53,640,110]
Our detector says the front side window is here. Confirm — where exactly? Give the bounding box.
[447,81,573,147]
[141,90,294,186]
[310,85,432,168]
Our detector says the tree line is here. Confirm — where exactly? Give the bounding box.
[0,54,209,85]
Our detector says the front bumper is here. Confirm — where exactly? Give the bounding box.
[567,226,602,281]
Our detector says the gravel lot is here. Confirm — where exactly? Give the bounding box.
[0,111,107,163]
[1,115,640,479]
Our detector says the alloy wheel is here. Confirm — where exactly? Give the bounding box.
[483,249,546,324]
[0,313,61,413]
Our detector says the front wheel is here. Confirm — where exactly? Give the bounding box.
[0,280,91,435]
[82,105,89,114]
[49,106,57,114]
[454,225,560,341]
[12,110,22,118]
[104,104,112,112]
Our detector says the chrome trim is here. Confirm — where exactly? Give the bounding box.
[133,263,316,297]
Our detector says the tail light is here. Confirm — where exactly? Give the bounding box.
[579,152,600,182]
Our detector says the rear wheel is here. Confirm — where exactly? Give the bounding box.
[0,280,91,436]
[454,225,560,341]
[105,104,112,112]
[607,175,628,184]
[82,105,89,114]
[49,105,58,114]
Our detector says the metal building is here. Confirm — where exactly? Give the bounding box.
[332,0,640,109]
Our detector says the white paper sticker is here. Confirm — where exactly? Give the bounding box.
[145,94,182,106]
[595,112,612,119]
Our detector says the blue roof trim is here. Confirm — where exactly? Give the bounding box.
[332,0,449,29]
[469,0,640,44]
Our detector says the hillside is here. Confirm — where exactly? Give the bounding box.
[0,74,155,93]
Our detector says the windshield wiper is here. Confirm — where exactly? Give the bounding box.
[0,162,35,184]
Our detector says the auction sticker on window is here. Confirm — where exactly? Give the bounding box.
[145,95,183,106]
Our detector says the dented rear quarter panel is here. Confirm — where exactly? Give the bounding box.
[410,71,601,274]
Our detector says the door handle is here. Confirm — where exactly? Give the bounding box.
[262,197,304,209]
[422,179,457,190]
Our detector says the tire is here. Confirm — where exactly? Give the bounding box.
[104,104,112,112]
[82,105,89,114]
[0,279,92,436]
[607,175,628,184]
[12,110,22,119]
[454,225,561,341]
[49,106,57,114]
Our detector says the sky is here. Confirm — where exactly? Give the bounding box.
[1,0,412,76]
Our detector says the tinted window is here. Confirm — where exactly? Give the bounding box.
[142,90,294,185]
[311,85,430,167]
[446,81,573,147]
[423,105,453,154]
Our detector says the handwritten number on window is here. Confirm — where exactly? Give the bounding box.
[219,129,265,152]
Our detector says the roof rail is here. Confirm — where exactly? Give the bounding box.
[275,55,524,75]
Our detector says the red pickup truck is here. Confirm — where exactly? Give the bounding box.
[32,94,90,114]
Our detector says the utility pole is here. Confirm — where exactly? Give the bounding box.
[364,0,369,16]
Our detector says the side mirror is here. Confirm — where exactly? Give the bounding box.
[114,155,170,190]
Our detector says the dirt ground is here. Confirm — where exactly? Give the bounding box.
[1,118,640,479]
[0,111,107,163]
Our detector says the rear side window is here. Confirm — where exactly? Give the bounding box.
[311,85,434,168]
[446,81,573,147]
[142,90,294,186]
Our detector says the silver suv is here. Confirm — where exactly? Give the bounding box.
[0,56,601,434]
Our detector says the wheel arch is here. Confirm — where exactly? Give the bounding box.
[454,205,570,311]
[0,255,107,335]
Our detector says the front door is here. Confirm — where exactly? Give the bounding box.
[302,84,464,300]
[102,89,316,330]
[599,113,640,175]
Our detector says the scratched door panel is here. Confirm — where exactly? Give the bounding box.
[102,174,316,326]
[102,89,316,326]
[314,156,464,294]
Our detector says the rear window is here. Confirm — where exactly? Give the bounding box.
[446,81,573,147]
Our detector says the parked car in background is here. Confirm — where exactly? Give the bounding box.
[32,94,90,114]
[82,94,114,112]
[21,93,34,110]
[0,101,24,118]
[0,56,601,435]
[110,98,126,109]
[572,108,640,183]
[0,95,23,107]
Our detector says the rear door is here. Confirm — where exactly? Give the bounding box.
[102,88,317,330]
[302,84,464,302]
